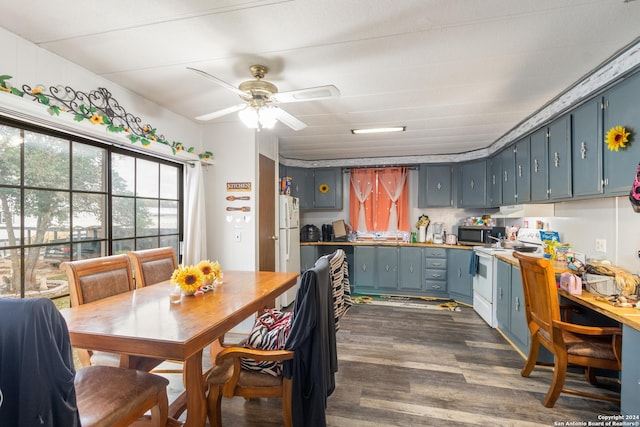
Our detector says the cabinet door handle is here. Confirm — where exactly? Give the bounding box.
[470,179,475,189]
[515,296,520,311]
[554,152,560,168]
[409,264,414,273]
[431,273,442,278]
[534,159,539,173]
[492,174,496,185]
[580,141,587,159]
[432,262,442,267]
[385,264,390,272]
[518,164,522,177]
[436,182,442,190]
[431,284,441,289]
[504,170,508,182]
[362,264,366,272]
[457,268,462,278]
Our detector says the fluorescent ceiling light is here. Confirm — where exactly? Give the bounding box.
[351,126,406,134]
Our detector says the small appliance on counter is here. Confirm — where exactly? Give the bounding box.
[300,224,320,242]
[457,225,505,246]
[432,222,444,244]
[321,224,333,241]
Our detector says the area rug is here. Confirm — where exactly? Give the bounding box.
[351,294,463,311]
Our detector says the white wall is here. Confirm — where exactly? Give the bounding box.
[1,27,201,151]
[202,121,257,270]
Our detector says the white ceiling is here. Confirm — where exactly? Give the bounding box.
[1,0,640,164]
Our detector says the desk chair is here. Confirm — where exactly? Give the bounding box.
[514,252,622,407]
[62,254,161,372]
[128,247,177,288]
[0,298,169,427]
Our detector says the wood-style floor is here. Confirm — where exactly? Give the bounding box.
[167,301,620,426]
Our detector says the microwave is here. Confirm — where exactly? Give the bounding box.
[457,226,505,246]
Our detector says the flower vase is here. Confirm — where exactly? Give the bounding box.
[182,289,196,296]
[418,225,426,243]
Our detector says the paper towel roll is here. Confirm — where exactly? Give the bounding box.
[418,225,426,243]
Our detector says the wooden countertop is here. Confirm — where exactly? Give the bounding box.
[495,251,571,273]
[300,241,473,250]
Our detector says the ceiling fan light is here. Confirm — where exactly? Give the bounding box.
[351,126,406,134]
[258,107,278,129]
[239,107,259,128]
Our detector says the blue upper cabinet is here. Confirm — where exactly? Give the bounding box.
[313,167,343,209]
[501,146,516,204]
[572,98,603,197]
[418,164,453,207]
[603,71,640,195]
[487,155,502,207]
[547,115,572,200]
[458,160,487,208]
[530,128,549,202]
[514,137,531,203]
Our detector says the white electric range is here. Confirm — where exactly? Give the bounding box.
[471,228,547,327]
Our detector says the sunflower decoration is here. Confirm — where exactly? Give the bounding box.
[196,259,222,284]
[416,214,430,230]
[319,183,330,193]
[605,125,631,152]
[171,264,205,294]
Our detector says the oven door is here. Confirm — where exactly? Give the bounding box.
[472,251,497,327]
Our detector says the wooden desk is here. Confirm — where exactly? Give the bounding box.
[60,270,299,427]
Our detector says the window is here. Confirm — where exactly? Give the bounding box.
[0,119,183,300]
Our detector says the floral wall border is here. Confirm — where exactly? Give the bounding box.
[0,74,212,161]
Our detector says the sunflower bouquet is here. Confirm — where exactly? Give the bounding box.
[171,264,204,294]
[196,259,222,285]
[416,214,430,230]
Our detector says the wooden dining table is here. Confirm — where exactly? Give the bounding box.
[59,270,300,427]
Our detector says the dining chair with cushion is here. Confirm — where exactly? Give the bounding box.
[0,297,169,427]
[128,247,178,288]
[62,254,161,372]
[205,254,337,427]
[513,251,622,407]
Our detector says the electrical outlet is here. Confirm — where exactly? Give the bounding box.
[595,238,606,253]
[234,231,241,242]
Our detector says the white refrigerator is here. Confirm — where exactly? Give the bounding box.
[278,195,300,308]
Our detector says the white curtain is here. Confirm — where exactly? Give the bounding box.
[379,168,407,232]
[182,162,207,265]
[350,169,375,232]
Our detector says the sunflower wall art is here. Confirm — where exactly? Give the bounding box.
[605,125,632,152]
[319,183,330,193]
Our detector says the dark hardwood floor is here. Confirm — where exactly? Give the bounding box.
[168,301,620,426]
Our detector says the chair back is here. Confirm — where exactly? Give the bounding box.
[514,252,562,345]
[62,254,134,307]
[128,247,177,288]
[0,298,81,426]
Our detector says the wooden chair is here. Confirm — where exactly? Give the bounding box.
[128,247,177,288]
[513,252,622,407]
[206,255,336,427]
[62,254,160,372]
[0,297,169,427]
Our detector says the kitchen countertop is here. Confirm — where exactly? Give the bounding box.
[300,241,473,250]
[495,251,571,273]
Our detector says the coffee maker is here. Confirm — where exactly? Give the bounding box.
[432,222,444,244]
[321,224,333,242]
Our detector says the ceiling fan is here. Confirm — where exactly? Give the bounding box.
[188,64,340,131]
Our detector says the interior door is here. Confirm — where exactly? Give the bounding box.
[259,154,276,271]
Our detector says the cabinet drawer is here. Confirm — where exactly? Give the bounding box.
[424,247,447,258]
[424,280,447,291]
[424,269,446,281]
[425,258,447,270]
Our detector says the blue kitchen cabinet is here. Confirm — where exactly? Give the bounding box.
[300,245,318,271]
[353,246,376,293]
[313,167,343,209]
[530,128,549,202]
[399,247,423,291]
[548,115,572,200]
[571,98,603,197]
[284,166,313,209]
[447,249,473,305]
[418,164,453,207]
[376,246,399,291]
[487,154,502,207]
[514,137,531,203]
[603,71,640,195]
[621,324,640,415]
[458,160,487,208]
[496,259,529,355]
[501,146,517,205]
[424,247,448,297]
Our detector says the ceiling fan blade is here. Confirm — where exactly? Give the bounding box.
[195,103,246,121]
[270,85,340,104]
[274,107,307,131]
[187,67,248,98]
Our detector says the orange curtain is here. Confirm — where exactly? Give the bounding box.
[349,167,410,232]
